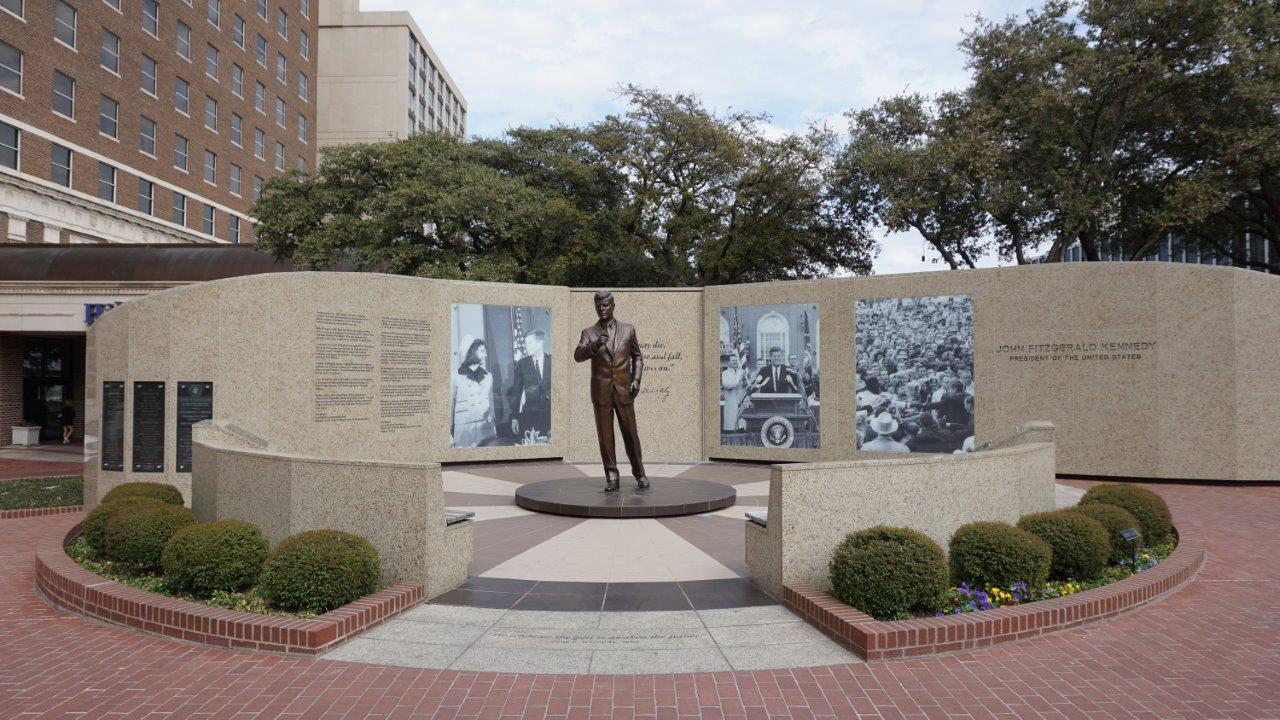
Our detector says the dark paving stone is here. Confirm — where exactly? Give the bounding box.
[529,581,608,598]
[602,582,693,612]
[516,477,735,518]
[675,463,771,486]
[457,577,538,593]
[448,462,588,482]
[429,588,523,609]
[514,592,606,612]
[659,514,750,577]
[679,578,777,609]
[468,514,584,576]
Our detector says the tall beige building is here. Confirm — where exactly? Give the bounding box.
[318,0,466,147]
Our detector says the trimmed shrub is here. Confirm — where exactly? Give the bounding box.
[259,530,380,613]
[829,526,949,621]
[948,521,1051,589]
[81,497,166,556]
[101,482,184,507]
[1017,511,1110,581]
[1079,483,1173,545]
[1073,503,1143,564]
[162,520,269,594]
[104,504,198,568]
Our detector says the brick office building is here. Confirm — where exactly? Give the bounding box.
[0,0,317,445]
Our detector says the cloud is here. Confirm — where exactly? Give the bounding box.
[352,0,1029,274]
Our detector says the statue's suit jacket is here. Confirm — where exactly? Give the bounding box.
[574,320,644,405]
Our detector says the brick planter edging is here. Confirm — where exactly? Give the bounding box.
[0,504,84,520]
[785,525,1205,661]
[34,514,425,655]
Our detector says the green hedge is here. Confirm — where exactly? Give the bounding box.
[1073,503,1143,564]
[81,497,166,557]
[259,530,380,614]
[948,521,1051,589]
[162,520,269,594]
[829,526,948,620]
[103,504,198,568]
[1017,511,1110,581]
[101,482,184,507]
[1079,483,1173,545]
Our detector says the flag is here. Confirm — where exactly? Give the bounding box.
[730,309,748,368]
[512,307,526,360]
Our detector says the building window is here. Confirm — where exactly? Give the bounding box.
[301,0,310,18]
[230,163,241,195]
[177,21,191,60]
[254,82,265,113]
[51,144,71,186]
[202,203,214,234]
[205,44,218,79]
[175,76,189,114]
[230,113,242,145]
[253,128,264,159]
[138,178,154,214]
[143,0,159,36]
[276,53,286,83]
[229,215,240,243]
[173,134,188,170]
[104,0,120,10]
[0,120,15,170]
[253,175,263,200]
[295,155,304,171]
[97,162,116,202]
[53,71,74,118]
[233,15,245,48]
[274,141,284,170]
[100,30,120,74]
[203,149,216,183]
[204,96,217,131]
[207,0,219,28]
[297,72,308,101]
[172,192,186,225]
[54,2,76,49]
[255,35,266,66]
[299,31,309,59]
[0,0,21,20]
[256,0,266,20]
[99,96,118,138]
[275,97,285,126]
[297,114,306,142]
[231,64,243,97]
[139,116,156,155]
[276,9,287,37]
[141,55,157,95]
[0,40,20,96]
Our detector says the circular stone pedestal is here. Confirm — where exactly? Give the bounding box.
[515,477,736,518]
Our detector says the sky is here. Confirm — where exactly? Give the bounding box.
[355,0,1034,275]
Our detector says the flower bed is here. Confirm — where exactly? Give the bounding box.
[785,527,1204,660]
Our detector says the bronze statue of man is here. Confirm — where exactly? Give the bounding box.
[575,291,648,491]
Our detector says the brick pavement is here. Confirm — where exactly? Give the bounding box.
[0,461,83,481]
[1,481,1277,719]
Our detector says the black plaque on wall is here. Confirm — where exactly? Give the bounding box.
[132,382,165,473]
[176,382,213,473]
[101,381,125,471]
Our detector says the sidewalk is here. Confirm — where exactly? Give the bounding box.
[0,443,83,480]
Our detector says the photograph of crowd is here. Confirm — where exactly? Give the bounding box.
[450,303,552,448]
[719,303,821,449]
[854,294,975,453]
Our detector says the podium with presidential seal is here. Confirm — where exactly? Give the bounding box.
[728,392,820,449]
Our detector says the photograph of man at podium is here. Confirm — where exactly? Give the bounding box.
[718,303,820,448]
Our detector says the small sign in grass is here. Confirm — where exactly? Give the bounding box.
[0,475,83,510]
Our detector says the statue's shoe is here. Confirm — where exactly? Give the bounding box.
[635,476,650,490]
[604,472,620,492]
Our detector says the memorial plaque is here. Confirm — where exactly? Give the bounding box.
[132,381,165,473]
[101,381,125,471]
[176,382,213,472]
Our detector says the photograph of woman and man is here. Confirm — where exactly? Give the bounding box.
[854,294,975,454]
[450,303,553,448]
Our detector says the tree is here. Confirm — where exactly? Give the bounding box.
[253,88,875,286]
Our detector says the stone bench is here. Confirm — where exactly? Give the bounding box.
[192,421,472,599]
[745,422,1057,599]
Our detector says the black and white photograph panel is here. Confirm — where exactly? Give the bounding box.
[450,303,552,448]
[854,294,975,454]
[718,303,820,449]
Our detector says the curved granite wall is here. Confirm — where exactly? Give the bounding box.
[83,262,1280,502]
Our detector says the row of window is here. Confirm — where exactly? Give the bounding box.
[1,0,309,23]
[0,120,246,242]
[407,34,466,137]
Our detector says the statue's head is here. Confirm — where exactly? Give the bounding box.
[594,291,615,322]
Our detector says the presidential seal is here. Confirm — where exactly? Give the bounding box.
[759,416,795,448]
